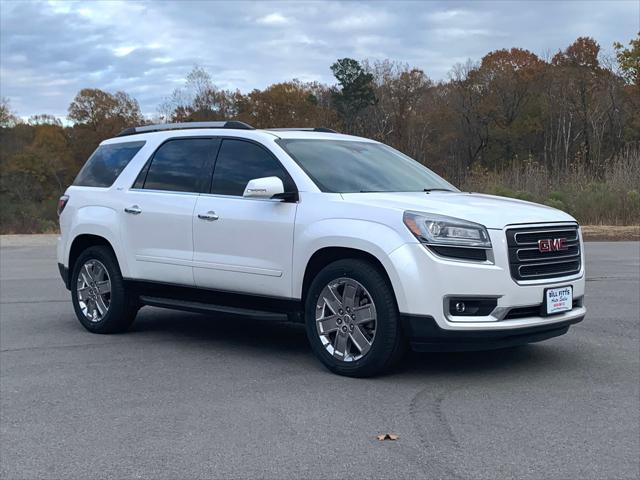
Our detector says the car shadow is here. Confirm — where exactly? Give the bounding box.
[130,306,573,377]
[402,345,568,377]
[131,306,310,355]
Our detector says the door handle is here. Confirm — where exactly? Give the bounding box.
[198,211,219,221]
[124,205,142,215]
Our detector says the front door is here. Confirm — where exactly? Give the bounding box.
[193,138,298,298]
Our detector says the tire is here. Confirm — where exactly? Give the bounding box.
[304,258,406,377]
[70,245,138,334]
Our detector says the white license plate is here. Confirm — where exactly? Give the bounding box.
[544,286,573,315]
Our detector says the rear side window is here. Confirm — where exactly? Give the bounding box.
[211,139,295,196]
[74,141,145,187]
[142,138,215,193]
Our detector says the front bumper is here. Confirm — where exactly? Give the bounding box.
[387,226,586,344]
[402,314,584,352]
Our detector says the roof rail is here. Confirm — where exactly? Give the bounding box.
[267,127,338,133]
[116,121,255,137]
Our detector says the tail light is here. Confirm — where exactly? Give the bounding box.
[57,195,69,216]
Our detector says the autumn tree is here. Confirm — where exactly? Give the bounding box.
[68,88,142,130]
[474,48,546,168]
[1,36,639,232]
[236,80,337,129]
[330,58,376,133]
[359,60,434,165]
[549,37,627,173]
[614,33,640,87]
[447,60,492,170]
[1,121,73,232]
[28,114,62,126]
[159,66,238,122]
[0,97,18,127]
[613,34,640,144]
[66,88,143,166]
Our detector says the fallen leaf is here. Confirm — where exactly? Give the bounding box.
[376,433,399,441]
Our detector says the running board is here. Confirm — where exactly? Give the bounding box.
[139,296,287,321]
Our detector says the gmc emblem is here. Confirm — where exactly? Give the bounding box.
[538,238,568,253]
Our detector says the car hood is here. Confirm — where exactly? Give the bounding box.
[341,192,577,229]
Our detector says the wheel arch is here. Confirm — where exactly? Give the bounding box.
[299,246,407,312]
[66,234,121,286]
[293,218,412,312]
[64,204,130,280]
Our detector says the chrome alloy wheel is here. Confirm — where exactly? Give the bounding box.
[76,259,111,322]
[315,277,377,362]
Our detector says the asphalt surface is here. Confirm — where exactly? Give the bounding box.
[1,239,639,479]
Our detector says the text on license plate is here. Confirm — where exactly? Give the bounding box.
[545,286,573,315]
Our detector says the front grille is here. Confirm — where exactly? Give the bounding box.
[506,224,581,281]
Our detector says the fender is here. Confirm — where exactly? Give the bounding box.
[292,218,412,312]
[66,206,130,277]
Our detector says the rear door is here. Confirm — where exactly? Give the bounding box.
[120,137,218,285]
[192,138,298,298]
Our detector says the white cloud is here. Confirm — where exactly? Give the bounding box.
[256,12,289,25]
[426,9,469,22]
[151,56,173,64]
[1,0,638,117]
[433,28,498,39]
[328,12,392,31]
[113,46,136,57]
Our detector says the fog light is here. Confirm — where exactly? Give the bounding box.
[448,297,498,316]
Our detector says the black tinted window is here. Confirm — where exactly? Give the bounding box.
[143,138,214,193]
[74,141,145,187]
[211,139,294,196]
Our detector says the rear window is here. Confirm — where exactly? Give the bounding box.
[141,138,215,193]
[74,141,145,187]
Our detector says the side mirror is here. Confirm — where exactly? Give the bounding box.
[243,176,285,199]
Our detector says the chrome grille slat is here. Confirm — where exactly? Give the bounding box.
[506,224,581,281]
[513,230,579,245]
[516,246,581,262]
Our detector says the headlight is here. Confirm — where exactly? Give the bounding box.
[403,211,492,249]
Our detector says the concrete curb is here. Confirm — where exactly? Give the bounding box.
[0,234,59,247]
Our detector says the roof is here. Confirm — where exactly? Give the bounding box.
[107,121,373,144]
[116,122,341,137]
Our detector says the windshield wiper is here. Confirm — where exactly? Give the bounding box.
[358,189,454,193]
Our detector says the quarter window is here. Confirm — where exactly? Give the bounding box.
[210,139,295,196]
[142,138,215,193]
[74,141,145,187]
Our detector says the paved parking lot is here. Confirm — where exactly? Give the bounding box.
[1,237,638,479]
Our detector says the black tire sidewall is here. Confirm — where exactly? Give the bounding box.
[70,245,135,334]
[304,259,403,377]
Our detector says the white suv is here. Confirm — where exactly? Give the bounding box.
[57,121,586,377]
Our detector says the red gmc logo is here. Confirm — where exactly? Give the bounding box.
[538,238,568,253]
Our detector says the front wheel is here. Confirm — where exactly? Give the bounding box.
[304,259,406,377]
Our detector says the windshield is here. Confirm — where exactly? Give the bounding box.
[277,139,457,193]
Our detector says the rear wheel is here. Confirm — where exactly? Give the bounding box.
[304,259,406,377]
[71,245,137,333]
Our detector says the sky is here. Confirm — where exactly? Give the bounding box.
[1,0,638,119]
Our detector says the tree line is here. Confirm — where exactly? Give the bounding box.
[1,35,638,232]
